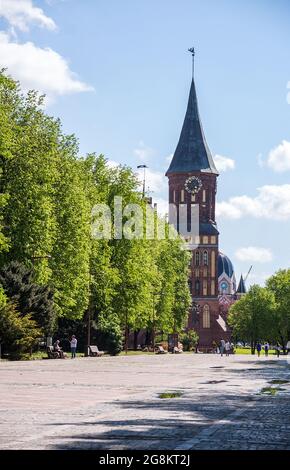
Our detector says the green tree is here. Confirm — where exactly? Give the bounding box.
[0,261,55,335]
[267,269,290,353]
[228,285,276,354]
[0,70,91,320]
[0,286,41,359]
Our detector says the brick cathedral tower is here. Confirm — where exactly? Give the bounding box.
[166,50,230,350]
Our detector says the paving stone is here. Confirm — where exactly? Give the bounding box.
[0,354,289,450]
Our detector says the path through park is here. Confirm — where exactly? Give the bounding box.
[1,354,290,450]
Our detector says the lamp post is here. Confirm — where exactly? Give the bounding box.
[85,272,93,357]
[152,291,165,351]
[137,165,148,198]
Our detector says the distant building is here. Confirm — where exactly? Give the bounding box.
[166,54,245,350]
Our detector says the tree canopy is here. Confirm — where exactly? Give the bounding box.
[0,70,192,357]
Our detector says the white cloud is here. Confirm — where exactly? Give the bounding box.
[107,160,120,169]
[235,247,273,263]
[216,184,290,221]
[136,167,167,194]
[247,272,271,287]
[0,32,93,102]
[0,0,56,32]
[267,140,290,172]
[134,141,155,162]
[165,153,173,163]
[214,154,235,172]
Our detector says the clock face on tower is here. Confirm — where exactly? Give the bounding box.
[184,176,202,194]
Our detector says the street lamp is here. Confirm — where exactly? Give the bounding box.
[137,165,148,198]
[85,272,93,357]
[152,291,165,351]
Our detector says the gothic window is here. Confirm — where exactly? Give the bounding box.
[203,250,208,266]
[181,189,185,203]
[202,189,206,202]
[195,251,200,266]
[203,281,208,296]
[211,251,216,277]
[203,305,210,328]
[195,280,200,295]
[211,280,215,296]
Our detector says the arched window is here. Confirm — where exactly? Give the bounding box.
[203,250,208,266]
[195,280,200,295]
[195,251,200,266]
[203,305,210,328]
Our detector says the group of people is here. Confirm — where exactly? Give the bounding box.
[256,342,270,357]
[219,339,233,356]
[53,335,77,359]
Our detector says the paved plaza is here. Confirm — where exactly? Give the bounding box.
[0,353,290,450]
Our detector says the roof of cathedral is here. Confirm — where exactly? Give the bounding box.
[218,252,235,279]
[166,78,218,176]
[236,275,247,294]
[200,222,219,235]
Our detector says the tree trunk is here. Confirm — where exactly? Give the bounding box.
[133,330,140,350]
[251,340,256,355]
[279,331,286,355]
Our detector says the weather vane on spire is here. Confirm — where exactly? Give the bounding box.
[188,47,195,78]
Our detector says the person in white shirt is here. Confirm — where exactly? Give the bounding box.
[70,335,77,359]
[220,339,225,357]
[225,341,231,357]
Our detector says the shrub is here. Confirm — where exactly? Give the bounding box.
[0,288,42,359]
[180,330,199,351]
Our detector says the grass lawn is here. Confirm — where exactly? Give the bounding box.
[235,347,277,355]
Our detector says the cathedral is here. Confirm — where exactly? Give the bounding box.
[166,54,245,350]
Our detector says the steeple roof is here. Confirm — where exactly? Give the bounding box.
[236,275,246,294]
[166,78,218,176]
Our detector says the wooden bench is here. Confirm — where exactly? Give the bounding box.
[89,345,104,357]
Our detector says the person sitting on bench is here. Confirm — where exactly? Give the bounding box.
[53,339,65,359]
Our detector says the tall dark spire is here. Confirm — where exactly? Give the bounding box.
[166,50,218,176]
[236,275,246,294]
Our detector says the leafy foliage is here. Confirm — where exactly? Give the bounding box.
[0,286,41,359]
[228,285,276,353]
[0,71,192,356]
[180,330,199,351]
[0,261,55,334]
[266,269,290,351]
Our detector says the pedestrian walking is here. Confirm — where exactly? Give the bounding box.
[225,341,231,357]
[286,340,290,355]
[264,342,269,357]
[256,342,262,358]
[70,335,77,359]
[275,344,281,358]
[220,339,225,357]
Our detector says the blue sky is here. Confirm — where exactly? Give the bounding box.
[0,0,290,286]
